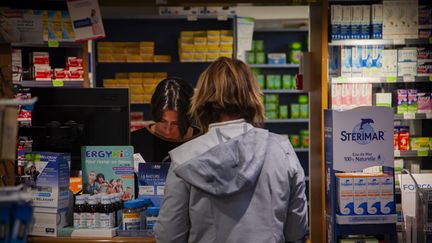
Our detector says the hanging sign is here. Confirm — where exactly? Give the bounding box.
[67,0,105,41]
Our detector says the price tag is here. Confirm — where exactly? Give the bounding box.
[386,76,397,83]
[48,40,59,48]
[52,80,64,87]
[403,75,415,82]
[417,150,428,157]
[187,15,197,21]
[394,150,401,157]
[403,113,415,119]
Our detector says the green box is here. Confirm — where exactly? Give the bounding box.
[265,103,278,111]
[251,68,261,76]
[290,75,297,90]
[265,94,279,103]
[290,104,300,118]
[273,75,282,89]
[300,130,309,148]
[246,51,255,64]
[266,75,275,90]
[265,110,278,119]
[256,74,265,89]
[282,75,292,90]
[255,52,266,64]
[279,105,288,119]
[299,104,308,118]
[298,95,308,104]
[289,42,302,64]
[290,134,300,148]
[254,40,264,52]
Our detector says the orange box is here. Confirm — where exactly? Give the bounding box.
[69,177,82,194]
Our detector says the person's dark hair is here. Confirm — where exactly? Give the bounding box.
[151,77,194,138]
[96,173,105,182]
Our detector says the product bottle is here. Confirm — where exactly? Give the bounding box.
[99,195,113,228]
[115,193,122,227]
[73,195,86,228]
[87,195,98,228]
[122,200,142,230]
[145,206,160,230]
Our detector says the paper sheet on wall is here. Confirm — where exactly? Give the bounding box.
[67,0,105,41]
[236,17,255,62]
[0,9,43,43]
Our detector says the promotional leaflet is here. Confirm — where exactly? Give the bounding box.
[81,146,134,200]
[67,0,105,41]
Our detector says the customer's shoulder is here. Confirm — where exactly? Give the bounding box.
[267,132,292,154]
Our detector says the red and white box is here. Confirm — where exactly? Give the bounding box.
[54,68,69,80]
[33,65,52,81]
[68,67,84,81]
[66,57,83,68]
[30,52,49,65]
[12,49,22,82]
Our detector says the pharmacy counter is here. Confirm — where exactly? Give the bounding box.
[29,237,156,243]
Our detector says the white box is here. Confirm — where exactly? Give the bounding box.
[336,174,354,215]
[267,53,286,64]
[341,47,352,77]
[370,45,383,76]
[402,2,418,39]
[380,176,395,215]
[397,62,417,76]
[372,4,383,39]
[12,49,22,82]
[33,65,52,81]
[382,49,397,77]
[361,46,372,77]
[351,46,362,77]
[30,208,68,237]
[383,2,397,39]
[341,6,352,39]
[398,49,418,62]
[375,93,392,107]
[353,177,368,215]
[367,176,381,215]
[351,6,362,39]
[331,5,342,40]
[361,5,371,39]
[30,52,49,65]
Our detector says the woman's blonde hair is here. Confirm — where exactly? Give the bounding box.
[190,57,264,132]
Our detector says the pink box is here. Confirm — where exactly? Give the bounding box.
[332,84,342,110]
[351,83,361,108]
[360,83,372,106]
[417,93,431,113]
[341,84,352,110]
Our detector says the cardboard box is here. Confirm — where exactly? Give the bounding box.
[12,49,22,82]
[351,46,362,77]
[341,83,352,110]
[375,93,392,107]
[68,68,84,81]
[351,6,362,39]
[396,89,408,114]
[341,6,352,39]
[31,52,49,65]
[54,68,69,80]
[417,93,432,113]
[138,163,169,206]
[366,177,381,215]
[24,152,71,209]
[336,174,354,215]
[341,47,352,77]
[398,49,418,62]
[33,65,52,81]
[382,49,397,77]
[267,53,286,64]
[30,208,69,237]
[407,89,418,113]
[370,45,383,76]
[331,5,342,40]
[383,2,397,39]
[353,177,368,215]
[397,62,417,76]
[332,84,342,110]
[67,57,83,68]
[380,175,395,215]
[372,4,383,39]
[361,5,371,39]
[361,45,371,77]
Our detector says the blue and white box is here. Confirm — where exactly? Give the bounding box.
[352,46,363,77]
[353,177,368,215]
[267,53,286,65]
[398,48,418,62]
[331,5,342,40]
[372,4,383,39]
[24,152,71,209]
[341,6,352,39]
[138,163,170,206]
[366,176,381,215]
[341,47,352,77]
[361,45,372,76]
[336,174,354,215]
[361,5,371,39]
[370,45,383,75]
[351,6,362,39]
[380,176,395,214]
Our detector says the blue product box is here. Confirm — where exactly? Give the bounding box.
[331,5,342,40]
[267,53,286,65]
[350,6,362,39]
[138,163,170,206]
[341,6,352,39]
[361,5,371,39]
[351,46,362,77]
[82,146,135,200]
[372,4,383,39]
[24,152,70,209]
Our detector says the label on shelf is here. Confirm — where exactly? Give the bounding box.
[402,75,415,82]
[403,113,415,119]
[417,150,428,157]
[48,40,59,48]
[429,76,432,81]
[52,80,64,87]
[394,150,401,157]
[386,76,397,83]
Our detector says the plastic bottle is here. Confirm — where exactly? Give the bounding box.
[122,200,142,230]
[99,195,113,228]
[145,206,160,230]
[73,195,87,228]
[115,193,122,227]
[86,195,99,228]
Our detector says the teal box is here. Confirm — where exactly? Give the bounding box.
[82,146,135,200]
[266,75,275,90]
[255,52,266,64]
[266,110,278,119]
[290,104,300,118]
[282,75,292,89]
[274,75,282,89]
[256,74,265,89]
[265,94,279,103]
[300,104,309,118]
[246,51,255,64]
[265,103,278,111]
[279,105,289,119]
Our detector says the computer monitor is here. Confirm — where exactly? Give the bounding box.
[21,87,130,170]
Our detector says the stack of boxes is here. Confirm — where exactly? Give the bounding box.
[103,72,167,104]
[28,10,75,41]
[26,152,71,237]
[246,40,266,64]
[418,5,432,39]
[395,89,432,115]
[264,94,308,119]
[246,40,303,65]
[178,29,233,62]
[331,2,420,40]
[331,83,372,110]
[28,52,83,81]
[98,42,171,63]
[31,52,51,81]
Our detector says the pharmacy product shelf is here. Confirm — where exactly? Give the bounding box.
[331,76,431,84]
[262,89,307,94]
[249,64,299,68]
[11,41,83,48]
[265,119,308,123]
[336,214,398,225]
[394,113,432,120]
[294,148,309,152]
[394,150,432,158]
[13,80,84,87]
[329,38,430,46]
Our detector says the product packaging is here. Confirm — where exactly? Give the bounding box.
[397,62,417,76]
[299,104,308,118]
[138,163,170,206]
[372,4,383,39]
[81,146,135,200]
[417,63,432,76]
[290,104,300,118]
[397,126,410,151]
[361,5,371,39]
[353,176,368,215]
[12,49,22,82]
[366,176,381,215]
[351,46,362,77]
[336,173,354,215]
[350,6,362,39]
[332,84,342,110]
[361,45,371,77]
[255,52,266,64]
[30,52,49,66]
[381,49,397,77]
[279,105,288,119]
[341,83,352,110]
[407,89,418,113]
[246,51,255,64]
[267,53,286,65]
[24,152,71,209]
[331,5,342,40]
[417,93,432,113]
[410,137,430,151]
[396,89,408,114]
[30,208,68,237]
[375,93,392,107]
[398,49,418,62]
[282,75,292,90]
[33,65,52,81]
[256,74,265,89]
[350,83,360,108]
[380,175,395,215]
[341,6,352,39]
[341,47,352,77]
[370,45,383,76]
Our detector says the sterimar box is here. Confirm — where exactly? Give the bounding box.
[331,5,342,40]
[81,146,135,200]
[24,152,71,209]
[138,163,170,206]
[336,173,354,215]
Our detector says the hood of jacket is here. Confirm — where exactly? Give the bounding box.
[173,127,269,197]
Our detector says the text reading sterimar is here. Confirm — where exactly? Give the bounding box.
[340,130,384,142]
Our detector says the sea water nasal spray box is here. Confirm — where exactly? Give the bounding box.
[372,4,383,39]
[380,175,395,214]
[331,5,342,40]
[336,173,354,215]
[351,6,362,39]
[341,6,352,39]
[370,45,383,76]
[351,46,362,77]
[361,5,371,39]
[24,152,71,209]
[366,175,381,215]
[341,47,352,77]
[353,176,368,215]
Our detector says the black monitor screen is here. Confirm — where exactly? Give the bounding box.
[24,87,130,170]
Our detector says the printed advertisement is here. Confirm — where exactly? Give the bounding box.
[0,9,43,43]
[399,173,432,223]
[67,0,105,41]
[81,146,134,200]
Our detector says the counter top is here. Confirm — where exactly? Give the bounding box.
[29,236,156,243]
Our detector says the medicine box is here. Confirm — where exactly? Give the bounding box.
[267,53,286,65]
[351,46,362,77]
[331,5,342,40]
[366,176,381,215]
[24,152,71,209]
[12,49,22,82]
[375,93,392,107]
[396,89,408,114]
[353,176,368,215]
[407,89,418,113]
[382,49,397,77]
[361,45,371,77]
[341,6,352,39]
[341,47,352,77]
[380,175,395,215]
[30,52,49,66]
[350,6,362,39]
[417,93,432,114]
[397,62,417,76]
[138,163,170,206]
[30,208,68,237]
[370,45,383,76]
[336,174,354,215]
[361,5,371,39]
[372,4,383,39]
[398,49,418,62]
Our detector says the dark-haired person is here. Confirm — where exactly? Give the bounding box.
[155,57,308,243]
[131,77,201,162]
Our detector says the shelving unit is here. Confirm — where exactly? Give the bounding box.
[394,150,432,158]
[328,38,431,46]
[249,64,300,68]
[331,76,431,84]
[262,89,308,94]
[264,118,309,123]
[13,80,84,88]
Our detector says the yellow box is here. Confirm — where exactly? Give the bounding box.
[153,55,172,63]
[117,79,130,85]
[127,55,144,63]
[194,45,208,54]
[112,42,127,48]
[112,48,126,54]
[207,30,221,37]
[103,79,117,87]
[143,94,152,104]
[206,53,220,62]
[180,44,195,53]
[220,30,233,36]
[207,44,220,53]
[98,54,113,62]
[115,73,129,79]
[125,42,139,48]
[112,55,127,62]
[140,41,155,48]
[131,94,145,104]
[139,48,154,54]
[143,84,157,93]
[130,84,144,94]
[129,73,142,78]
[130,79,143,85]
[179,37,194,45]
[220,36,234,44]
[194,37,207,45]
[154,72,167,79]
[193,31,206,37]
[180,31,194,38]
[142,72,154,79]
[220,44,233,52]
[194,53,207,62]
[219,53,232,58]
[207,36,220,45]
[180,53,194,62]
[126,48,140,55]
[141,54,154,62]
[142,78,154,85]
[98,42,113,48]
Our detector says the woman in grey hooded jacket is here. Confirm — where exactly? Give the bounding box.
[155,57,308,243]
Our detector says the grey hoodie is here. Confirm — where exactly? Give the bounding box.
[155,120,308,243]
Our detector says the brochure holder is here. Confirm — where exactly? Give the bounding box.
[325,107,397,243]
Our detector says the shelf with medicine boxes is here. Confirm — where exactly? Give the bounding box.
[262,89,308,94]
[264,119,309,123]
[11,41,84,49]
[249,64,300,68]
[13,80,84,88]
[328,38,431,47]
[331,76,432,84]
[394,150,432,158]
